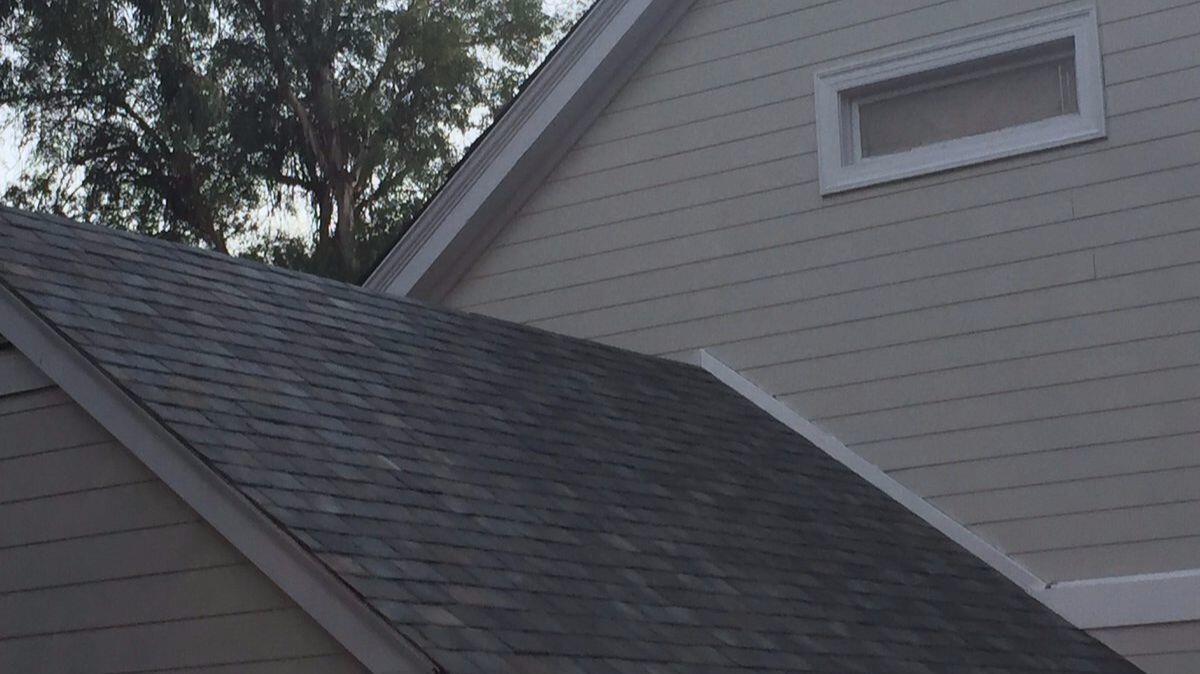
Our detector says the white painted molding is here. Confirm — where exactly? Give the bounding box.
[696,349,1045,590]
[814,2,1105,194]
[0,282,430,674]
[365,0,690,299]
[1042,568,1200,629]
[698,348,1200,631]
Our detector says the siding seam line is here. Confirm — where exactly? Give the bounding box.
[659,265,1200,369]
[544,219,1200,338]
[0,562,247,598]
[881,429,1200,473]
[0,607,305,643]
[108,653,356,674]
[739,292,1200,371]
[0,478,158,507]
[630,0,1190,83]
[611,30,1198,116]
[545,123,808,184]
[0,520,203,553]
[851,392,1200,448]
[814,360,1200,424]
[521,153,807,218]
[474,121,1200,272]
[963,493,1200,530]
[1011,530,1200,556]
[921,457,1200,499]
[0,395,75,419]
[781,326,1200,398]
[629,0,1043,83]
[0,439,122,464]
[655,0,843,47]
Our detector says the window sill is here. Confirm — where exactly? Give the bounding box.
[819,113,1106,195]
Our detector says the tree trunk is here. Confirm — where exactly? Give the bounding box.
[332,178,357,278]
[316,183,332,246]
[161,159,229,254]
[190,209,229,254]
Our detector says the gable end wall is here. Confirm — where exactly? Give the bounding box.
[0,345,367,674]
[437,1,1200,669]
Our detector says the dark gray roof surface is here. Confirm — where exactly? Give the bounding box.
[0,208,1139,674]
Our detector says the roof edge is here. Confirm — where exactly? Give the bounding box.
[0,279,434,674]
[364,0,691,299]
[697,348,1200,633]
[694,349,1048,592]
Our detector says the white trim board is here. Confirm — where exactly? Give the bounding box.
[696,348,1200,631]
[0,282,431,674]
[365,0,691,301]
[1043,568,1200,630]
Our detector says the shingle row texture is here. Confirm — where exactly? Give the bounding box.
[0,208,1140,673]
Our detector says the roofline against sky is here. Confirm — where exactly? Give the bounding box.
[363,0,689,300]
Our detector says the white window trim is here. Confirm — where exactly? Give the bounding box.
[814,3,1105,195]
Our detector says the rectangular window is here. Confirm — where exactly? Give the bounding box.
[814,4,1104,194]
[855,39,1079,159]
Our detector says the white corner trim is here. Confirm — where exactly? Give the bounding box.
[696,349,1045,590]
[814,1,1105,194]
[1042,568,1200,629]
[365,0,689,298]
[0,283,430,674]
[698,348,1200,631]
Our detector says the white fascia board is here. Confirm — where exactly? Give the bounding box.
[365,0,690,299]
[0,282,432,674]
[697,348,1200,631]
[1042,569,1200,629]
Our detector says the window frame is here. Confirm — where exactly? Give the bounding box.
[813,3,1105,195]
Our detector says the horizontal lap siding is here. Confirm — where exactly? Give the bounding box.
[1091,621,1200,674]
[0,346,366,673]
[441,0,1200,607]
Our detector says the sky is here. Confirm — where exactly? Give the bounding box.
[0,124,23,194]
[0,0,586,239]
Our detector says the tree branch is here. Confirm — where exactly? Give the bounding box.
[248,0,330,176]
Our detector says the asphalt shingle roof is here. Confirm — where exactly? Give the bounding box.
[0,208,1140,674]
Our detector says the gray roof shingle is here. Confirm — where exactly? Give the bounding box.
[0,208,1139,673]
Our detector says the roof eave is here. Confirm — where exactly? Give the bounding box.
[364,0,690,300]
[0,278,434,674]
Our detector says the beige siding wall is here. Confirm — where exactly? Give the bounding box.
[0,346,366,674]
[1091,621,1200,674]
[443,0,1200,602]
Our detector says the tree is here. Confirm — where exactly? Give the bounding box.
[0,0,255,252]
[0,0,559,279]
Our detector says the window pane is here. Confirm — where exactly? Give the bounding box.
[857,41,1078,158]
